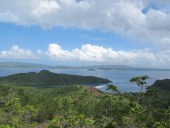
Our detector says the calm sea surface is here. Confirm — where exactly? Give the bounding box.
[1,68,170,92]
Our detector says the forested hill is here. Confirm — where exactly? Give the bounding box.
[0,70,111,86]
[149,79,170,92]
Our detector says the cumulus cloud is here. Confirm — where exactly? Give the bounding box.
[0,45,36,59]
[48,43,158,65]
[0,0,170,45]
[1,44,170,67]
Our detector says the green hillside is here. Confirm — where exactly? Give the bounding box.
[0,76,170,128]
[0,70,111,86]
[149,79,170,91]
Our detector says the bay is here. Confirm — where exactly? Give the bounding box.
[0,68,170,92]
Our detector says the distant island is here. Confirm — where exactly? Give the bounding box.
[87,68,96,71]
[0,70,111,87]
[0,62,170,71]
[0,62,50,68]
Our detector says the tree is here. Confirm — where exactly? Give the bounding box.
[130,75,150,104]
[106,84,120,94]
[145,89,156,117]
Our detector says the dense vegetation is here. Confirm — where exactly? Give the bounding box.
[0,74,170,127]
[0,70,110,87]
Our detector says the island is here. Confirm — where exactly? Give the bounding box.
[0,70,111,87]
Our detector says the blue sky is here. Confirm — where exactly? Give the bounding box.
[0,0,170,67]
[0,23,146,51]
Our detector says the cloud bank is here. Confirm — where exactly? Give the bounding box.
[1,43,170,67]
[48,44,156,65]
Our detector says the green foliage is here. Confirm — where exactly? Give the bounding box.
[153,121,167,128]
[130,75,150,87]
[0,125,11,128]
[130,75,151,104]
[0,89,37,128]
[49,114,95,128]
[0,75,170,127]
[106,84,120,93]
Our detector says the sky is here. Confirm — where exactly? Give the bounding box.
[0,0,170,67]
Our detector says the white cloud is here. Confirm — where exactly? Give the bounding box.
[156,37,170,50]
[48,43,158,66]
[0,45,36,59]
[0,12,18,22]
[0,0,170,48]
[31,1,60,18]
[1,44,170,67]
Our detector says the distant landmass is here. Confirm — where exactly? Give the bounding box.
[0,62,50,68]
[0,70,111,87]
[0,62,170,71]
[149,79,170,92]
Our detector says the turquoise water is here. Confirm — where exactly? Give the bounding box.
[1,68,170,92]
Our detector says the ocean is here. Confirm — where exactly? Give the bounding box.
[1,68,170,92]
